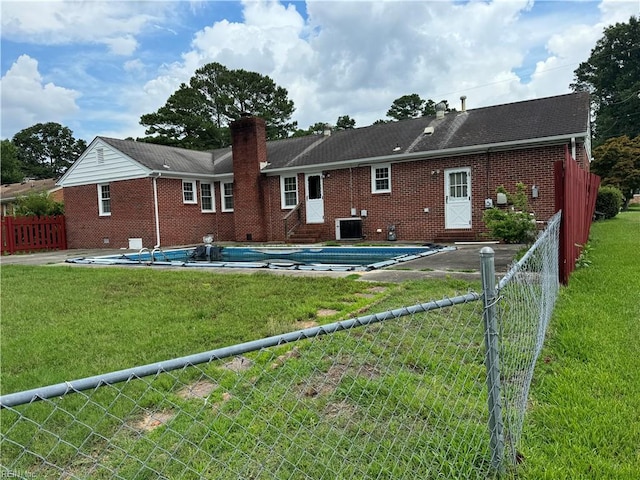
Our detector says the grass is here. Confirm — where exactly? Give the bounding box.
[2,206,638,478]
[518,206,640,479]
[1,267,484,478]
[0,269,385,394]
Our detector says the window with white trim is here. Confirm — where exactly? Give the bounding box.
[280,175,298,209]
[371,164,391,193]
[200,182,215,212]
[182,180,197,204]
[221,182,234,212]
[98,184,111,216]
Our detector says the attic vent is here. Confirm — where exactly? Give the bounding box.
[424,126,434,135]
[97,148,104,164]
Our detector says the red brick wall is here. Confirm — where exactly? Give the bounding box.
[257,144,565,243]
[230,116,267,242]
[64,177,233,249]
[64,141,572,247]
[64,178,156,248]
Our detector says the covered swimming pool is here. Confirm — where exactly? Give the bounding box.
[66,245,454,272]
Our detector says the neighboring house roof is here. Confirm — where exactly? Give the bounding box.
[0,178,61,203]
[58,92,590,186]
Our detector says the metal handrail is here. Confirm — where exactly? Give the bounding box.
[283,202,302,240]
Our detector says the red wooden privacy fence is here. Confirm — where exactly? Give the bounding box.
[1,215,67,255]
[554,146,600,285]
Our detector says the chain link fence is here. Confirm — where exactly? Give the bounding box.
[1,212,561,479]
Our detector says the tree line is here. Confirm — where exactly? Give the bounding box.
[2,16,638,205]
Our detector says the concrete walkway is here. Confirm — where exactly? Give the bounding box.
[0,243,523,283]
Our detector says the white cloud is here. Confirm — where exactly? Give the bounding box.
[123,59,145,73]
[3,0,638,141]
[1,55,80,138]
[0,1,174,55]
[104,35,139,56]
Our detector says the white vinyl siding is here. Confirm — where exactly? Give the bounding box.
[280,176,298,209]
[182,180,197,204]
[221,182,234,212]
[200,182,215,212]
[58,140,148,187]
[371,164,391,193]
[98,184,111,216]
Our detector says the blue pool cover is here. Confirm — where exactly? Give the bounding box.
[66,245,455,272]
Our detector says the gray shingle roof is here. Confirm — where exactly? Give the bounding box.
[99,92,589,176]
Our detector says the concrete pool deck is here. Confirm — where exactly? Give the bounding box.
[1,243,523,283]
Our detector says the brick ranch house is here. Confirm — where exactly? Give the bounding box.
[57,92,591,249]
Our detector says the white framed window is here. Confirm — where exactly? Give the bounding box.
[371,164,391,193]
[221,182,234,212]
[182,180,197,204]
[200,182,215,212]
[97,183,111,216]
[280,175,298,209]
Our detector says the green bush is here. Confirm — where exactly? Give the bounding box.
[595,186,623,219]
[483,208,536,244]
[14,192,64,217]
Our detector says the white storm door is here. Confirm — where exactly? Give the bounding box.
[305,173,324,224]
[445,168,472,229]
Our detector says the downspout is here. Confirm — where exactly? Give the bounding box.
[152,174,161,248]
[571,137,576,161]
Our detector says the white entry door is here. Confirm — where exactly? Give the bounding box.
[444,168,472,229]
[305,173,324,223]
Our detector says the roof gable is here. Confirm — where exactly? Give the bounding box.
[57,138,150,187]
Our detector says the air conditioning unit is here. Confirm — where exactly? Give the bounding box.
[335,218,363,240]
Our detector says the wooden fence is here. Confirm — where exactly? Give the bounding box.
[1,215,67,255]
[554,146,600,285]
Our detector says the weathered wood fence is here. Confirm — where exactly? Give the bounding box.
[1,215,67,255]
[554,146,600,284]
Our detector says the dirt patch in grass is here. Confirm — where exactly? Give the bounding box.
[271,346,301,369]
[178,380,218,400]
[223,356,254,372]
[356,286,388,299]
[133,410,174,432]
[299,360,381,398]
[297,320,318,328]
[317,308,339,317]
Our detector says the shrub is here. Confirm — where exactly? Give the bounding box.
[595,186,623,220]
[483,208,536,244]
[14,192,64,217]
[484,183,536,243]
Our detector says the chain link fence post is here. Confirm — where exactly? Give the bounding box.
[480,246,505,472]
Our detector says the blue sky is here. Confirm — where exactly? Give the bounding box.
[1,0,638,143]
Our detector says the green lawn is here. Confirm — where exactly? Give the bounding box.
[519,207,640,479]
[1,207,638,478]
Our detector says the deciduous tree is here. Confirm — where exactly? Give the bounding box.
[571,16,640,144]
[12,123,87,179]
[1,140,23,184]
[591,135,640,209]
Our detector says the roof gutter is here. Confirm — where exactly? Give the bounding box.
[263,131,589,175]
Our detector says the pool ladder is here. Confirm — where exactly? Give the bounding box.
[138,247,170,263]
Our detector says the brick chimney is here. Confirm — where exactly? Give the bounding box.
[230,115,267,242]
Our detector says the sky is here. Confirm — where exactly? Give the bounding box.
[1,0,639,143]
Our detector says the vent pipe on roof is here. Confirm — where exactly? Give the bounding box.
[435,102,446,120]
[460,95,467,112]
[323,124,332,136]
